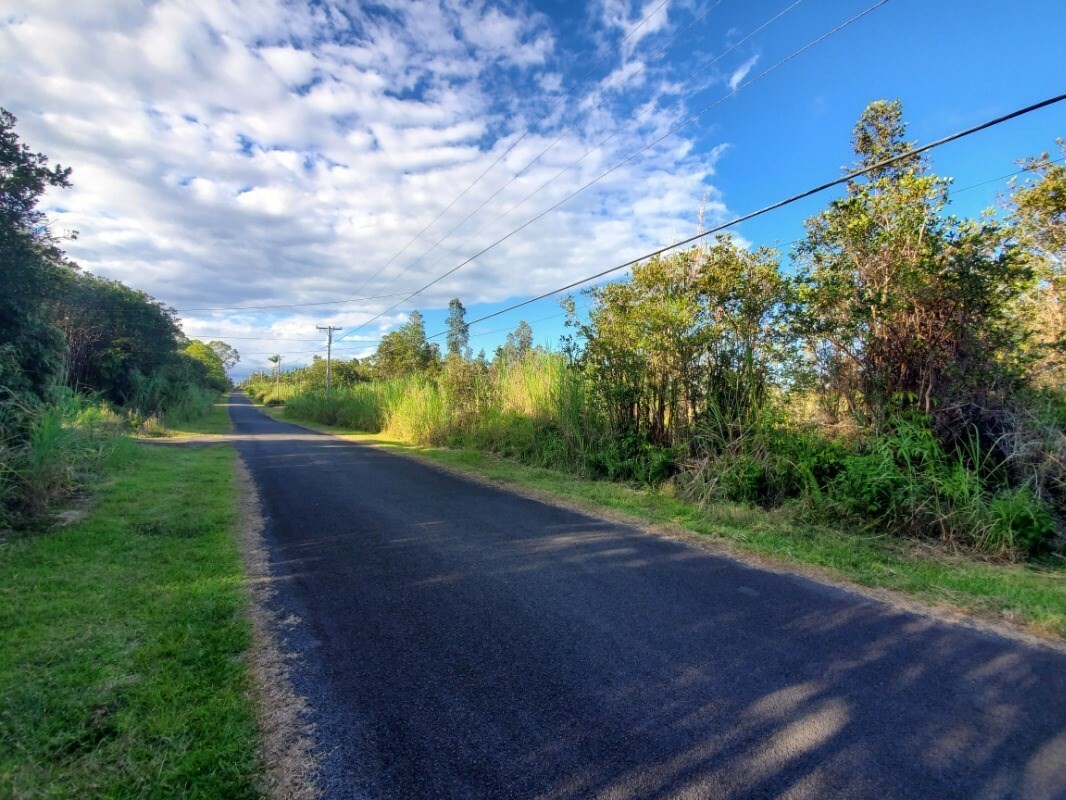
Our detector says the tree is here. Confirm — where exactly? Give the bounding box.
[580,238,792,446]
[207,340,241,373]
[372,310,441,378]
[445,298,470,359]
[183,341,229,392]
[0,108,74,401]
[0,109,228,422]
[1006,140,1066,388]
[496,320,534,365]
[299,355,367,392]
[1007,140,1065,268]
[796,99,1030,434]
[51,272,187,403]
[267,355,282,396]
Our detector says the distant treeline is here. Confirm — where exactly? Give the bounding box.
[245,101,1066,559]
[1,108,236,527]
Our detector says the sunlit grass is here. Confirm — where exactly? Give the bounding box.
[0,443,261,797]
[145,396,234,438]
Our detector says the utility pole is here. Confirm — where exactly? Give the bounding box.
[316,326,342,396]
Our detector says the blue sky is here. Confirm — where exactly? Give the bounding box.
[3,0,1064,376]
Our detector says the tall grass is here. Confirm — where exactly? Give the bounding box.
[126,371,217,432]
[244,353,1062,560]
[247,353,612,474]
[0,390,128,528]
[678,413,1055,560]
[1,379,218,528]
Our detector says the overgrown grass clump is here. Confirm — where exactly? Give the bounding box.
[0,390,128,528]
[0,388,224,530]
[0,443,261,798]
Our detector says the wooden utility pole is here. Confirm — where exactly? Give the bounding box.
[267,355,282,399]
[316,326,342,395]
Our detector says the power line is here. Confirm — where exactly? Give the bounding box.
[237,99,1064,360]
[950,155,1066,195]
[329,0,888,347]
[333,0,676,309]
[420,93,1066,339]
[360,0,742,303]
[175,291,408,313]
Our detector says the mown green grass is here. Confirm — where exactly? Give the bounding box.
[268,407,1066,639]
[152,396,234,437]
[0,442,261,798]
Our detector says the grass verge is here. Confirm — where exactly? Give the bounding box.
[268,405,1066,640]
[0,441,261,798]
[149,396,234,438]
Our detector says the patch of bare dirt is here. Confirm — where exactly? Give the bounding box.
[235,457,320,800]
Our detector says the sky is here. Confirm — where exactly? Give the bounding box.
[3,0,1064,378]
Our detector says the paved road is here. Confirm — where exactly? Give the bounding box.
[229,393,1066,799]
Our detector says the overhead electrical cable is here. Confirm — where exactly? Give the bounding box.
[368,0,804,307]
[327,0,889,348]
[334,0,674,306]
[362,0,741,300]
[950,155,1066,195]
[233,100,1057,362]
[416,92,1066,340]
[233,142,1061,361]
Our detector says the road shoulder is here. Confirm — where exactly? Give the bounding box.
[236,456,321,800]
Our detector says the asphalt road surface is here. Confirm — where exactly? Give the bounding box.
[229,393,1066,800]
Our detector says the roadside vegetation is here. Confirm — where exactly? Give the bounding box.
[0,108,238,530]
[1,111,262,796]
[245,102,1066,631]
[0,437,262,797]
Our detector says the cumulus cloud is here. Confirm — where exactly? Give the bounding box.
[1,0,735,375]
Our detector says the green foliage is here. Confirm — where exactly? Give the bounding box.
[795,99,1033,428]
[0,445,261,796]
[207,339,241,372]
[0,108,74,402]
[1006,140,1066,387]
[580,236,793,449]
[54,271,194,405]
[445,297,470,358]
[1009,139,1066,266]
[0,390,126,528]
[183,341,230,392]
[495,320,534,365]
[372,310,441,378]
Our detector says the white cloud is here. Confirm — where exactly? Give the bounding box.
[1,0,729,376]
[259,46,317,87]
[597,0,672,59]
[727,53,759,91]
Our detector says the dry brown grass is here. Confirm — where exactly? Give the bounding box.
[236,457,320,800]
